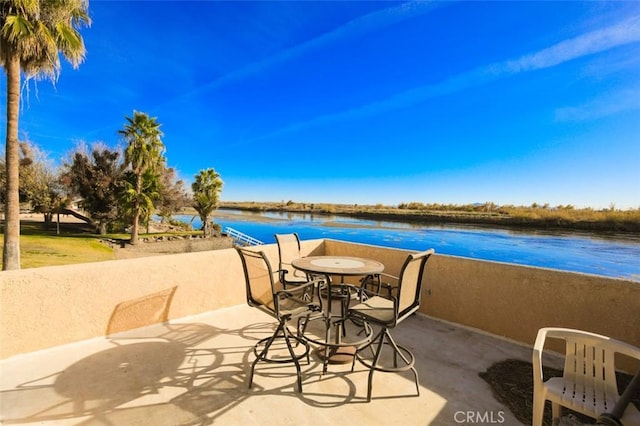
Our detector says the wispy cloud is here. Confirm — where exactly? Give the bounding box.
[183,1,442,95]
[501,15,640,73]
[555,88,640,122]
[256,14,640,141]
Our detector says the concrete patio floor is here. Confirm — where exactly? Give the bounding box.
[0,305,543,425]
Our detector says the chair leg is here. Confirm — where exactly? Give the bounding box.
[297,315,316,361]
[382,329,420,398]
[355,327,419,402]
[385,330,407,366]
[367,328,387,402]
[249,321,308,393]
[249,322,285,389]
[411,364,420,397]
[388,330,400,369]
[351,323,376,372]
[532,391,545,426]
[551,402,562,425]
[296,314,310,345]
[323,315,332,375]
[282,323,304,393]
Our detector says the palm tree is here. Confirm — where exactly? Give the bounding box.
[1,0,90,270]
[118,111,165,244]
[192,168,223,237]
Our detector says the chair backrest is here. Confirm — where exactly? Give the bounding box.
[396,249,435,323]
[275,233,302,275]
[236,247,278,314]
[556,328,633,397]
[563,334,618,397]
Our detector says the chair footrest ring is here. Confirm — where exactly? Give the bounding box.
[355,343,415,373]
[254,335,310,364]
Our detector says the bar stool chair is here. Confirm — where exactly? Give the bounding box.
[347,249,435,401]
[236,247,322,393]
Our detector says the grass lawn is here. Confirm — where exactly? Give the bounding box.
[1,219,116,269]
[17,234,115,268]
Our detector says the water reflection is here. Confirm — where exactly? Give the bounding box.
[173,209,640,281]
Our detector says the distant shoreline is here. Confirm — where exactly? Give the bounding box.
[19,202,638,234]
[214,202,640,233]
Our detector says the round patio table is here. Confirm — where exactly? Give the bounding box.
[292,256,384,278]
[292,256,384,372]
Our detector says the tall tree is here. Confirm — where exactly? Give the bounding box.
[156,165,188,223]
[0,140,37,205]
[1,0,90,270]
[1,140,67,231]
[118,111,165,244]
[192,168,223,237]
[61,145,124,234]
[18,141,65,224]
[120,167,161,235]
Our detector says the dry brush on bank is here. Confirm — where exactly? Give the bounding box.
[219,201,640,232]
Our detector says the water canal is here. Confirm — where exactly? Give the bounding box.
[176,209,640,282]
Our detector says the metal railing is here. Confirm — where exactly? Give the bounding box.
[224,226,264,246]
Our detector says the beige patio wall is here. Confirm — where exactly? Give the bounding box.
[2,238,639,365]
[324,239,640,371]
[0,240,325,359]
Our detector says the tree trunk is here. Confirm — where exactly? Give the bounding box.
[130,204,140,244]
[3,54,22,270]
[201,214,209,237]
[130,175,142,244]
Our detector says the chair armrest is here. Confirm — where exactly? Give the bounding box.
[532,327,575,385]
[378,272,399,281]
[278,267,319,286]
[342,282,400,317]
[532,328,552,387]
[276,279,320,299]
[360,272,399,297]
[364,272,399,283]
[279,266,305,277]
[273,280,322,317]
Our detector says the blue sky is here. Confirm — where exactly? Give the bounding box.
[3,1,640,209]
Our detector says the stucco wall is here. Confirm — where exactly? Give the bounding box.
[0,240,326,359]
[2,238,639,364]
[424,255,640,348]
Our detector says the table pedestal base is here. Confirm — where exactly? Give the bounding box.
[317,345,357,364]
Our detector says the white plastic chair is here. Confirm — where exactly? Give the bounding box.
[532,327,640,426]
